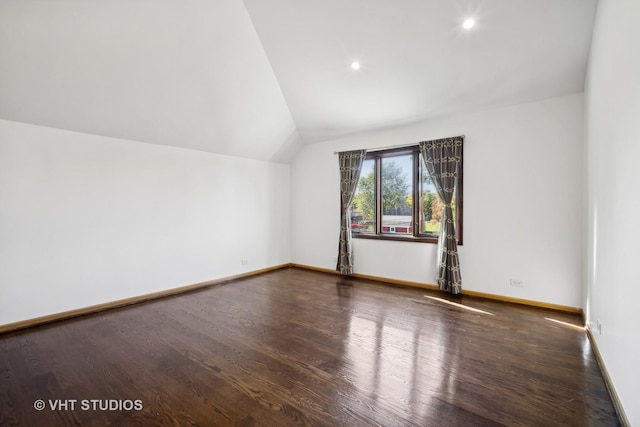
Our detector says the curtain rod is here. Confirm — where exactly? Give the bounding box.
[333,134,465,154]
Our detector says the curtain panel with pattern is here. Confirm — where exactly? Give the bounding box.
[419,137,463,294]
[336,150,366,275]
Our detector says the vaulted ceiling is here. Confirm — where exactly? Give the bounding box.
[0,0,597,162]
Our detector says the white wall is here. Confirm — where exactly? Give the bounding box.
[0,119,290,326]
[291,94,584,308]
[585,0,640,424]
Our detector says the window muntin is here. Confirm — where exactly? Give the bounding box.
[351,146,462,244]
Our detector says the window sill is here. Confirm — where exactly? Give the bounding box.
[352,233,438,244]
[352,233,463,245]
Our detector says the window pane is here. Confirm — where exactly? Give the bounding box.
[419,154,455,236]
[381,155,412,235]
[352,158,375,234]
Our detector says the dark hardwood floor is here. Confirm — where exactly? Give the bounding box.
[0,267,620,426]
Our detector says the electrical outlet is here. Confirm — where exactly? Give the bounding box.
[241,259,249,266]
[509,279,523,288]
[596,319,602,335]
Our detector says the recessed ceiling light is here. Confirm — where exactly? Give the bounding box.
[351,61,361,70]
[463,18,475,29]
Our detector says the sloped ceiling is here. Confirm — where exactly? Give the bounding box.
[0,0,298,162]
[0,0,597,162]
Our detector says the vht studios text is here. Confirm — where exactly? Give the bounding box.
[34,399,143,411]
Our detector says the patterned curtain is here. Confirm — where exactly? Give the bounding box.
[336,150,366,275]
[419,137,463,294]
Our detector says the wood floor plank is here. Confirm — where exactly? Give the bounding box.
[0,267,620,426]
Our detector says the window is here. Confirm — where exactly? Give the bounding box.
[351,145,463,244]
